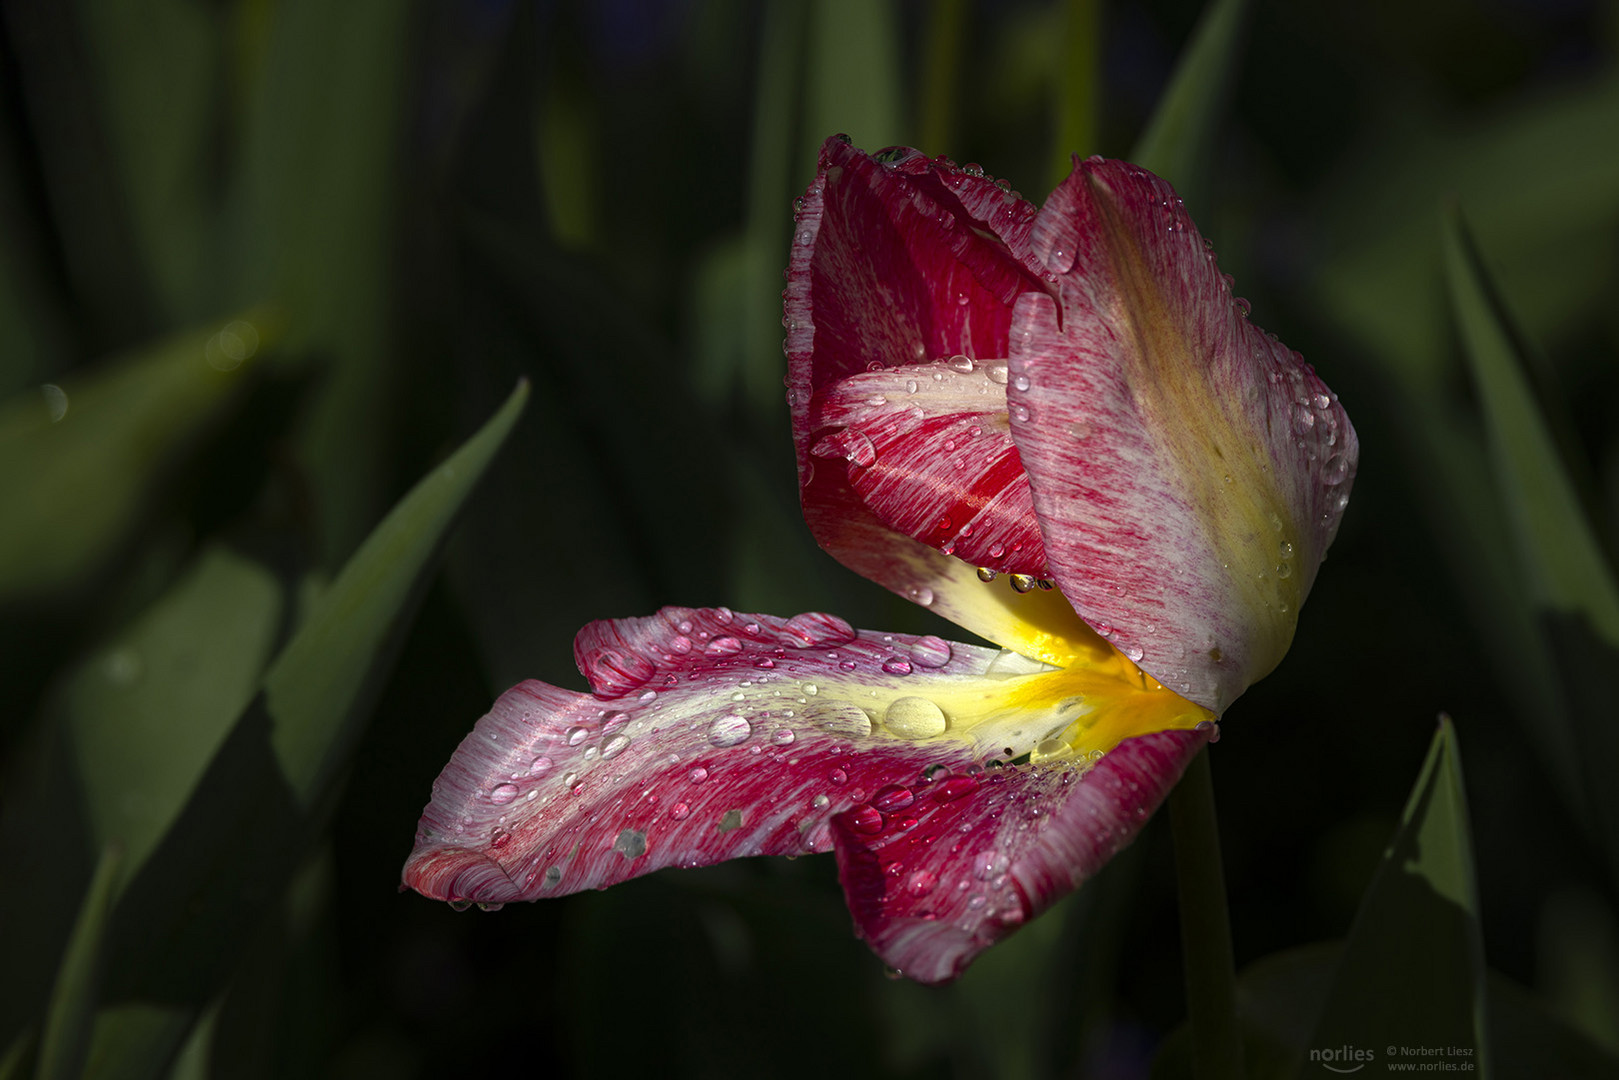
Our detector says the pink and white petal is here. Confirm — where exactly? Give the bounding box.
[833,728,1208,983]
[405,607,1054,906]
[1008,159,1358,714]
[808,358,1045,575]
[786,138,1056,614]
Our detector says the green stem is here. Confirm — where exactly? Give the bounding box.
[1169,746,1246,1080]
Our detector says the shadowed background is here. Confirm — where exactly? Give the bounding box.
[2,0,1617,1077]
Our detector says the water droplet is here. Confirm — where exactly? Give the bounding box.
[906,870,938,896]
[782,612,856,648]
[1009,574,1036,593]
[601,734,631,759]
[772,729,797,746]
[490,783,519,804]
[614,828,647,859]
[933,775,978,801]
[976,566,998,582]
[1011,374,1030,392]
[884,697,948,739]
[848,805,885,835]
[974,851,1010,880]
[544,866,563,887]
[706,636,742,656]
[1125,645,1145,662]
[671,802,691,820]
[909,586,934,606]
[805,701,871,738]
[909,636,952,668]
[529,756,554,777]
[1009,403,1031,422]
[1322,452,1350,486]
[872,784,916,812]
[984,363,1009,386]
[813,794,830,809]
[448,899,472,912]
[882,657,913,675]
[689,766,710,783]
[566,726,590,746]
[1291,402,1316,434]
[708,713,752,748]
[830,767,849,784]
[947,354,974,373]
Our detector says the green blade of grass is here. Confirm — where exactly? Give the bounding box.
[36,846,121,1080]
[1442,210,1619,646]
[1306,717,1489,1074]
[1130,0,1251,216]
[66,381,525,1080]
[1444,208,1619,886]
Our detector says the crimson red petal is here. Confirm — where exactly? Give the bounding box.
[788,138,1054,595]
[832,728,1206,983]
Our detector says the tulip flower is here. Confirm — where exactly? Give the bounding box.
[402,137,1356,983]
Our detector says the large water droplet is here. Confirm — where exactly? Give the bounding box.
[565,726,589,746]
[782,612,856,648]
[708,714,752,747]
[847,805,884,835]
[906,870,938,896]
[614,829,648,859]
[601,734,631,760]
[872,784,916,813]
[884,697,948,739]
[882,657,913,675]
[529,756,554,777]
[909,636,952,668]
[489,783,518,804]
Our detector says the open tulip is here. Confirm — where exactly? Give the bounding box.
[401,138,1357,982]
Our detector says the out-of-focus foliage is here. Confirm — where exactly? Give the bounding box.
[1,1,1616,1077]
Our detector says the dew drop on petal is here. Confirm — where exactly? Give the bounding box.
[872,784,916,813]
[613,829,648,859]
[906,870,938,897]
[909,635,952,668]
[885,697,948,739]
[882,657,913,675]
[805,701,873,738]
[528,756,554,777]
[689,766,710,783]
[671,802,691,820]
[847,805,885,835]
[600,734,631,760]
[773,729,797,746]
[566,726,589,746]
[708,714,752,747]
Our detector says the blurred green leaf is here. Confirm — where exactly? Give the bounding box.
[64,545,283,878]
[60,381,524,1079]
[77,0,218,325]
[0,315,276,608]
[1130,0,1251,216]
[1443,210,1619,647]
[37,846,120,1080]
[1162,942,1619,1080]
[1306,717,1488,1071]
[917,0,967,155]
[1314,74,1619,393]
[1048,0,1100,188]
[1445,209,1619,886]
[802,0,903,168]
[265,379,529,803]
[229,0,412,567]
